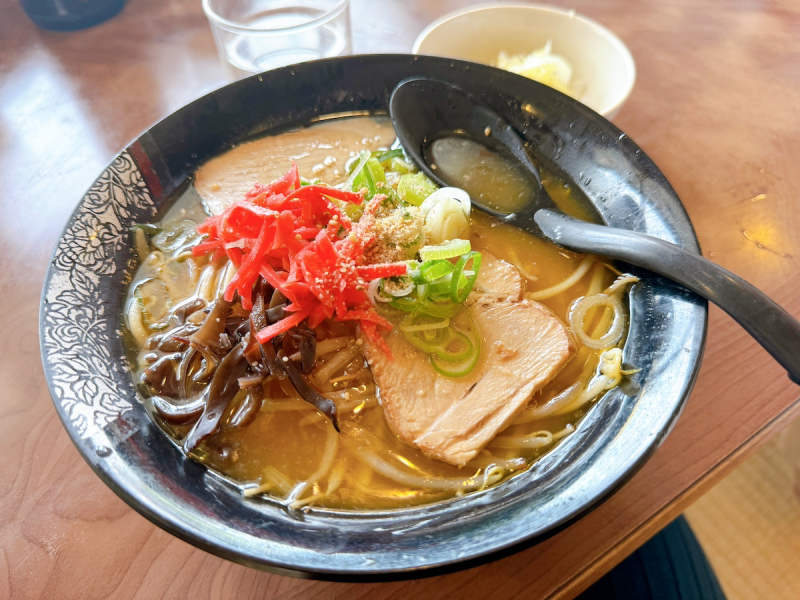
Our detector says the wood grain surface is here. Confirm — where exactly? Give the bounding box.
[2,0,799,598]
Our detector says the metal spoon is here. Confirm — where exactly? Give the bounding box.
[390,76,800,384]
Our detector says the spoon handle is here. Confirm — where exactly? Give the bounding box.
[535,209,800,384]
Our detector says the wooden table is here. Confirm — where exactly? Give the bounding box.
[2,0,799,597]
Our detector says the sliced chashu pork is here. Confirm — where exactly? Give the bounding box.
[471,250,524,300]
[361,253,577,467]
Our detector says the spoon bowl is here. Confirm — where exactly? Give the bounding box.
[390,77,555,232]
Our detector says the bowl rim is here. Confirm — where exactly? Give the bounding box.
[411,2,637,117]
[39,54,705,580]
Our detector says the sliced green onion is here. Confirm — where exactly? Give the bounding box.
[420,301,463,318]
[360,162,377,197]
[390,157,415,174]
[431,350,480,378]
[389,292,463,318]
[437,328,475,362]
[377,186,402,210]
[423,328,440,342]
[406,328,451,353]
[419,239,471,261]
[134,278,172,330]
[403,260,421,281]
[374,148,404,163]
[418,259,455,283]
[366,157,386,186]
[402,317,472,361]
[393,300,482,378]
[344,202,364,222]
[430,319,481,377]
[346,154,386,199]
[451,251,482,304]
[389,295,421,312]
[345,151,372,193]
[427,274,453,299]
[399,317,450,332]
[397,172,437,206]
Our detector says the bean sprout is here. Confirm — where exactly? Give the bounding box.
[287,421,339,508]
[126,298,149,348]
[552,424,575,441]
[347,445,498,492]
[508,249,539,282]
[469,454,528,470]
[527,256,593,300]
[195,263,219,302]
[489,430,554,450]
[605,274,640,295]
[513,383,582,423]
[552,371,613,416]
[313,346,361,385]
[289,336,352,362]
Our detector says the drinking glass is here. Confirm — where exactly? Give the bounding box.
[202,0,352,79]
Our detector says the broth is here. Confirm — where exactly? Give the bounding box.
[125,116,623,511]
[429,136,536,213]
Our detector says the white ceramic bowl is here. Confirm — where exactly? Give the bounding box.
[413,3,636,118]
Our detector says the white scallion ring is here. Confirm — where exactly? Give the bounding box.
[368,279,391,304]
[419,187,471,217]
[568,293,626,349]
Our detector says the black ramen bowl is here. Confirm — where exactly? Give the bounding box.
[40,55,706,580]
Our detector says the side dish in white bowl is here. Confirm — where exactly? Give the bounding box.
[413,3,636,118]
